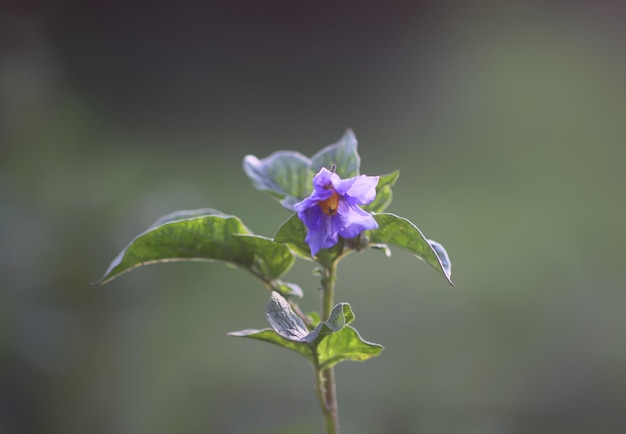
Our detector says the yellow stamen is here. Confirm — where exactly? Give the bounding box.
[318,191,339,216]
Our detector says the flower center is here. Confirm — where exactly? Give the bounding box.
[318,191,339,216]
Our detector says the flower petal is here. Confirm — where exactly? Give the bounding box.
[295,200,323,231]
[335,201,379,239]
[305,214,338,256]
[337,175,379,205]
[312,167,341,190]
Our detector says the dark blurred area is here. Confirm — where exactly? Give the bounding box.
[2,1,625,433]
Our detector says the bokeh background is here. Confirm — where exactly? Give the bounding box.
[2,1,625,433]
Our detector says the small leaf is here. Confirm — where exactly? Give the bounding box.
[243,151,313,210]
[265,292,309,341]
[227,328,313,361]
[363,170,399,213]
[311,129,361,178]
[273,281,304,298]
[327,303,355,330]
[369,213,453,286]
[96,209,294,284]
[317,326,384,369]
[307,302,356,344]
[228,291,313,361]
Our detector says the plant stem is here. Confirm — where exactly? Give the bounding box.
[318,261,340,434]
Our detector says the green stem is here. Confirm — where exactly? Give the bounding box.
[318,261,340,434]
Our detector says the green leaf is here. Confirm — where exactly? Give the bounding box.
[227,328,313,361]
[96,209,294,284]
[369,213,454,286]
[234,234,296,280]
[242,151,313,210]
[311,129,361,178]
[308,302,356,344]
[274,213,311,258]
[265,291,309,341]
[363,170,400,213]
[317,326,384,369]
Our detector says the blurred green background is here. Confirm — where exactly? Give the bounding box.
[2,1,625,433]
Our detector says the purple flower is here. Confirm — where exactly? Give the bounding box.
[294,168,379,256]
